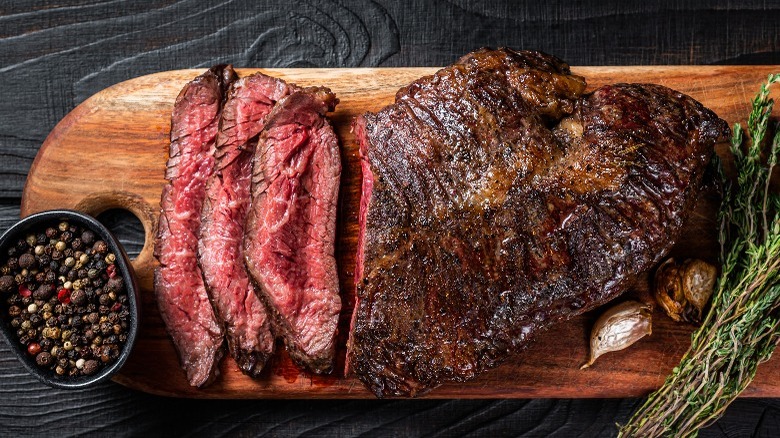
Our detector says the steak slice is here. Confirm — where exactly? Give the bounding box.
[199,72,295,377]
[154,65,236,387]
[349,48,730,397]
[244,89,341,374]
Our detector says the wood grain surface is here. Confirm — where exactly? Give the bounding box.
[3,1,780,436]
[20,65,780,399]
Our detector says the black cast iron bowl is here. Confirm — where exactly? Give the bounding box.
[0,210,140,389]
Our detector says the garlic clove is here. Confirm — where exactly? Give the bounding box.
[581,300,652,369]
[653,258,686,322]
[680,259,717,320]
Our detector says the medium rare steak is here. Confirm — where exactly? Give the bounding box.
[154,65,236,387]
[199,72,294,377]
[244,89,341,374]
[349,48,730,397]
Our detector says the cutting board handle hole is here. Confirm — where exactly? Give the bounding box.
[73,191,157,290]
[96,209,144,259]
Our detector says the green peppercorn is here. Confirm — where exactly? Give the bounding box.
[42,327,61,339]
[58,222,69,232]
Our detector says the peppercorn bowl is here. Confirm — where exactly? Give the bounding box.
[0,210,139,389]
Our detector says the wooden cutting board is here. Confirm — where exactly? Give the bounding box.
[21,66,780,398]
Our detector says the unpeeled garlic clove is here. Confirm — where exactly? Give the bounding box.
[581,300,652,369]
[653,258,686,322]
[680,259,717,320]
[653,257,717,323]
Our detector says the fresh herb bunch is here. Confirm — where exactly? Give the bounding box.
[619,74,780,437]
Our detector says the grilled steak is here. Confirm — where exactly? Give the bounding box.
[199,72,295,377]
[244,89,341,374]
[154,65,236,387]
[349,48,730,397]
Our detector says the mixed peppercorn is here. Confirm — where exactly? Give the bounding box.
[0,221,130,378]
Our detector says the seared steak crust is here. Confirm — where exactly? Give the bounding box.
[154,65,236,387]
[199,73,294,377]
[349,48,729,397]
[244,89,341,374]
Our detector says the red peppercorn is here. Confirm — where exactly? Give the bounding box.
[107,264,116,278]
[27,342,41,355]
[111,302,122,312]
[18,284,31,298]
[57,288,71,304]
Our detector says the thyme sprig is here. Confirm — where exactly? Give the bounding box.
[619,74,780,437]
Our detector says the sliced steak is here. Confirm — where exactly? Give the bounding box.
[198,72,295,377]
[349,48,730,397]
[154,65,236,387]
[244,89,341,374]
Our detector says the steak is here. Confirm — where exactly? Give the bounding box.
[154,65,236,387]
[244,89,342,374]
[348,48,730,397]
[199,72,295,377]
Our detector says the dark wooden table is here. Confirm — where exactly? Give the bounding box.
[2,1,780,436]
